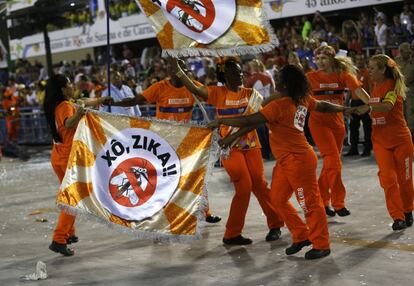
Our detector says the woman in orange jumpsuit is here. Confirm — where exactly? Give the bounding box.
[44,74,107,256]
[307,45,370,217]
[208,65,352,259]
[174,58,284,245]
[354,55,414,230]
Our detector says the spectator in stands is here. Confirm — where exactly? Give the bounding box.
[358,13,376,48]
[390,14,411,46]
[400,4,413,35]
[301,16,312,40]
[128,0,139,15]
[287,51,303,69]
[375,14,388,49]
[99,70,141,117]
[77,75,94,98]
[396,42,414,138]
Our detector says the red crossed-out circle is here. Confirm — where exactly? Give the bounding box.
[166,0,215,33]
[108,157,157,208]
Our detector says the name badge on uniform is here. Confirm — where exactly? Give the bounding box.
[168,98,190,104]
[319,83,339,88]
[369,97,381,104]
[225,98,248,106]
[294,105,308,131]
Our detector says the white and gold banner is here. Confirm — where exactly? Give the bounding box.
[135,0,278,57]
[57,111,215,241]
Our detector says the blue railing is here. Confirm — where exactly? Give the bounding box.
[0,104,217,145]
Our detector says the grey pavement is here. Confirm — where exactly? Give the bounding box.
[0,147,413,286]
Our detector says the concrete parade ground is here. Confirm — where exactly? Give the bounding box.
[0,147,413,286]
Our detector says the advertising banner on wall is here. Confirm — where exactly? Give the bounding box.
[8,0,403,59]
[263,0,402,19]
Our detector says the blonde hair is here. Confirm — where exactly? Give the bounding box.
[370,54,407,100]
[250,59,266,73]
[333,56,357,76]
[314,45,357,75]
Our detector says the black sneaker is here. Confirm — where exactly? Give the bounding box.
[49,241,74,256]
[335,208,351,217]
[206,215,222,224]
[360,150,371,157]
[392,219,407,231]
[67,235,79,244]
[265,228,281,242]
[325,206,336,217]
[285,240,311,255]
[223,235,252,245]
[305,249,331,260]
[344,150,359,157]
[405,212,413,227]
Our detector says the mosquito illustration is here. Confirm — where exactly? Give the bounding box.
[110,164,153,205]
[170,0,206,31]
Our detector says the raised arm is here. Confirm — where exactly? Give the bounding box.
[173,59,209,101]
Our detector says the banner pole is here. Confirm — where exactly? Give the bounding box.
[105,0,111,112]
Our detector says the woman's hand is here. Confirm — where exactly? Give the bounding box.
[207,120,221,129]
[355,105,370,115]
[218,135,237,149]
[75,104,86,117]
[101,96,114,105]
[343,106,357,116]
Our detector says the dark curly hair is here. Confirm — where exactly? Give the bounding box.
[278,65,311,106]
[216,58,240,84]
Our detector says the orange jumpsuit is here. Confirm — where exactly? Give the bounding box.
[142,79,216,217]
[260,96,330,249]
[2,87,20,143]
[369,79,414,221]
[307,70,361,210]
[207,86,283,239]
[51,101,77,244]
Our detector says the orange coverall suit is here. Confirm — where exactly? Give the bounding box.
[2,88,20,143]
[51,101,77,244]
[142,79,216,216]
[207,86,283,239]
[260,96,330,250]
[369,79,414,221]
[307,70,362,210]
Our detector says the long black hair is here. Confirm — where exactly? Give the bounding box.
[278,65,311,106]
[43,74,69,143]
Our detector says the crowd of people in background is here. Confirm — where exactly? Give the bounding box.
[1,2,414,148]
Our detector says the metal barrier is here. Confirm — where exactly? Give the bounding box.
[0,104,217,145]
[0,107,51,145]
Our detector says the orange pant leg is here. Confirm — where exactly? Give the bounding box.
[393,142,414,213]
[272,151,330,249]
[373,143,405,221]
[310,123,346,210]
[51,159,76,244]
[270,163,309,244]
[245,148,284,229]
[221,149,253,239]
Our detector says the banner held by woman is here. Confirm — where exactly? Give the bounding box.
[57,110,215,241]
